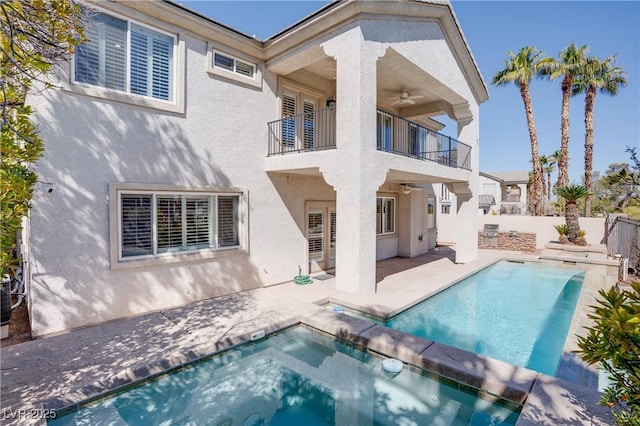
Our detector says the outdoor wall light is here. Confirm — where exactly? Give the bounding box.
[401,184,412,195]
[326,96,336,108]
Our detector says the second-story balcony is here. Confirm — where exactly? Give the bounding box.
[267,108,471,170]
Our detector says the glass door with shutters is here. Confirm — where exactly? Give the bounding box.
[306,202,336,272]
[281,85,320,152]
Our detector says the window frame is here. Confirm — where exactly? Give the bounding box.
[376,196,396,236]
[66,5,184,113]
[212,51,256,79]
[110,183,247,270]
[206,45,262,89]
[278,79,323,151]
[427,197,436,229]
[73,9,176,102]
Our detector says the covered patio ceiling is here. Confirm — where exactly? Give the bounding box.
[276,46,471,123]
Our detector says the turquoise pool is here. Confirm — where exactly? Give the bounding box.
[384,261,584,375]
[49,327,520,425]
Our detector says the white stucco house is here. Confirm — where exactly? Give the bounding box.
[479,171,529,215]
[23,0,488,336]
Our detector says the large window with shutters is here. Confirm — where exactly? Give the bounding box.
[74,11,175,102]
[119,191,240,261]
[376,197,395,235]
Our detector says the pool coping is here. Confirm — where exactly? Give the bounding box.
[40,308,613,425]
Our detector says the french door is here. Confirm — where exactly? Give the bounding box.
[306,202,336,272]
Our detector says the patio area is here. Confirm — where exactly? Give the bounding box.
[0,249,614,425]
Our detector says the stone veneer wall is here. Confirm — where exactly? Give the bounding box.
[477,232,537,252]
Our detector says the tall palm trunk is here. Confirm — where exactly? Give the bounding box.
[547,170,552,212]
[520,83,543,216]
[557,74,572,187]
[584,85,596,217]
[565,200,580,242]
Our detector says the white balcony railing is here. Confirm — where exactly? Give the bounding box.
[267,107,471,170]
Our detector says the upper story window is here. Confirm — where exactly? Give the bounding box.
[213,51,256,80]
[74,12,175,102]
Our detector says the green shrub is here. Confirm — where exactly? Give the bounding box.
[554,224,570,236]
[576,282,640,425]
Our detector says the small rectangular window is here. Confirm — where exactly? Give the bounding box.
[214,53,234,71]
[213,51,255,79]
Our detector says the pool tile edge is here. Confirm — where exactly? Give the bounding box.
[40,315,301,416]
[418,341,538,405]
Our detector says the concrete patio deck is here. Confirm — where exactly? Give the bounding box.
[1,249,615,425]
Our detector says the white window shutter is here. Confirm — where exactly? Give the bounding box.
[75,13,126,91]
[121,195,152,257]
[282,93,297,149]
[303,100,315,149]
[186,197,210,248]
[217,196,239,247]
[130,25,173,101]
[157,196,183,252]
[129,27,149,97]
[151,34,172,100]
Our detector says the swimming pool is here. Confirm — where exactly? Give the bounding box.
[383,261,584,376]
[49,327,520,425]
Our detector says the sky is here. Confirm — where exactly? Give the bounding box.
[179,0,640,184]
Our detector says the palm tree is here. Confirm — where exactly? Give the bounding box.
[542,154,558,214]
[549,149,562,190]
[535,154,557,214]
[556,185,589,243]
[573,55,627,217]
[493,47,551,216]
[540,44,589,188]
[537,155,549,201]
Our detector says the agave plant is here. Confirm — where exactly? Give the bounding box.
[556,185,590,243]
[554,224,570,236]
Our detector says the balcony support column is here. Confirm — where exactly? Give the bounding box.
[321,30,387,294]
[452,111,480,263]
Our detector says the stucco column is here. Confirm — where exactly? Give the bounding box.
[453,110,479,263]
[321,30,387,294]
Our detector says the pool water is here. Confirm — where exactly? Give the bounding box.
[50,327,520,425]
[384,261,584,375]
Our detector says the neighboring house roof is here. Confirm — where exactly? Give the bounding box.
[484,171,529,184]
[478,194,496,207]
[479,171,503,183]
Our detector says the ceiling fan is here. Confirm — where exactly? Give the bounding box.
[390,89,423,106]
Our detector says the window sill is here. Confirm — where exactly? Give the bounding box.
[376,233,398,240]
[111,247,247,271]
[206,66,262,89]
[63,82,185,114]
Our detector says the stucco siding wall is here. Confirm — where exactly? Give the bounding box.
[26,31,313,335]
[23,1,486,335]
